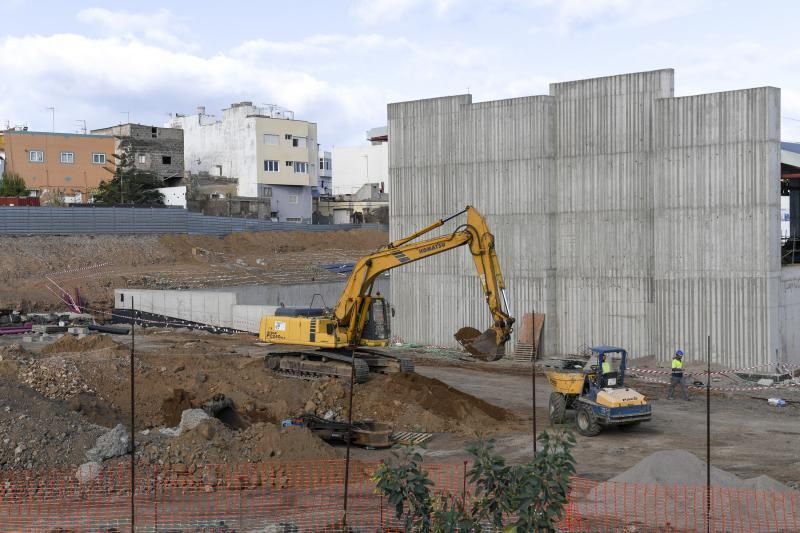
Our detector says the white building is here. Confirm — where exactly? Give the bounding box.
[331,126,388,195]
[316,150,332,196]
[156,186,187,207]
[172,102,318,223]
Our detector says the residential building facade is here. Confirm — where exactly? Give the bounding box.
[316,150,332,196]
[316,182,388,224]
[331,126,388,195]
[91,123,184,181]
[2,130,115,198]
[173,102,318,223]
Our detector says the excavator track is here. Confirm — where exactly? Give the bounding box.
[265,350,370,383]
[354,348,415,375]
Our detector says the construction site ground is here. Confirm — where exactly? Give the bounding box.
[0,230,388,313]
[0,329,797,487]
[0,231,796,489]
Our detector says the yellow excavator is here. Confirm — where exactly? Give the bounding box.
[259,206,515,382]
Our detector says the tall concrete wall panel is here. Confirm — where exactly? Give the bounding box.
[389,95,556,351]
[652,88,781,366]
[551,70,672,357]
[389,69,784,367]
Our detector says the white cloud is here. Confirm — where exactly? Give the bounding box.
[231,34,411,59]
[350,0,461,24]
[532,0,702,32]
[77,7,196,51]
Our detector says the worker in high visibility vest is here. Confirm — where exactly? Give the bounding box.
[601,354,615,386]
[667,349,690,400]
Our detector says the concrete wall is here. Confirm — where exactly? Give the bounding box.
[389,70,783,367]
[114,277,390,333]
[781,267,800,363]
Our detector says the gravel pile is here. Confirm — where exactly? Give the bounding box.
[585,450,798,530]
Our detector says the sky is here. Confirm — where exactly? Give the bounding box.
[1,0,800,148]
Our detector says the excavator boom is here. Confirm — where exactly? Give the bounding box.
[333,206,514,360]
[259,206,514,372]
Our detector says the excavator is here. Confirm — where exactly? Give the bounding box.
[258,206,515,383]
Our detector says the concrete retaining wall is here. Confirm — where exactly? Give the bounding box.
[389,69,785,366]
[114,278,391,334]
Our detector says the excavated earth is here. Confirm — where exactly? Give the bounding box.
[0,331,520,471]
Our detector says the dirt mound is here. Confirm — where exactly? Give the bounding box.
[307,373,516,434]
[41,334,122,354]
[136,420,338,465]
[0,378,104,469]
[161,229,388,261]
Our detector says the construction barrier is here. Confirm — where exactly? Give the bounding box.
[0,461,797,532]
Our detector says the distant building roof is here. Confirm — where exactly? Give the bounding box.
[782,142,800,170]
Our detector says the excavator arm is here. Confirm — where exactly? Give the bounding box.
[333,206,515,360]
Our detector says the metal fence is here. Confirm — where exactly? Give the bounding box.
[0,207,387,236]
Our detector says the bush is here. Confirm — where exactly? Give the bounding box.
[0,172,28,196]
[373,430,576,532]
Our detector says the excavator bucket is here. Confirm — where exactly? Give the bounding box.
[455,327,506,362]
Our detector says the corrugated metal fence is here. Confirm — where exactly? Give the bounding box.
[0,207,386,236]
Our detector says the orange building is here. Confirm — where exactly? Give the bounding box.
[3,131,116,197]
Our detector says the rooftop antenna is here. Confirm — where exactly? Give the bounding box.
[120,111,130,125]
[75,119,87,135]
[46,107,55,132]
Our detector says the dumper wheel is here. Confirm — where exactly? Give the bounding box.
[575,403,601,437]
[548,393,567,424]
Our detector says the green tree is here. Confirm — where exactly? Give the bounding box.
[94,151,164,205]
[373,430,576,532]
[0,172,28,196]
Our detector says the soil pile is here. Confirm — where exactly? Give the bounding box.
[136,420,338,465]
[606,450,793,490]
[0,379,104,469]
[309,373,516,433]
[585,450,797,529]
[40,334,122,354]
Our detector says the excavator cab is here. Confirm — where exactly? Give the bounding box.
[360,296,391,344]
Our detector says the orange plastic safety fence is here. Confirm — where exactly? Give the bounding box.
[0,461,796,531]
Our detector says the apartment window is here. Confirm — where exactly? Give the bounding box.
[293,136,307,148]
[162,155,171,165]
[60,151,74,164]
[293,161,307,173]
[288,194,299,204]
[138,154,146,164]
[29,150,44,163]
[151,127,158,139]
[320,158,324,170]
[264,160,279,172]
[259,185,273,197]
[91,153,106,164]
[285,134,293,140]
[286,217,302,222]
[264,134,279,145]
